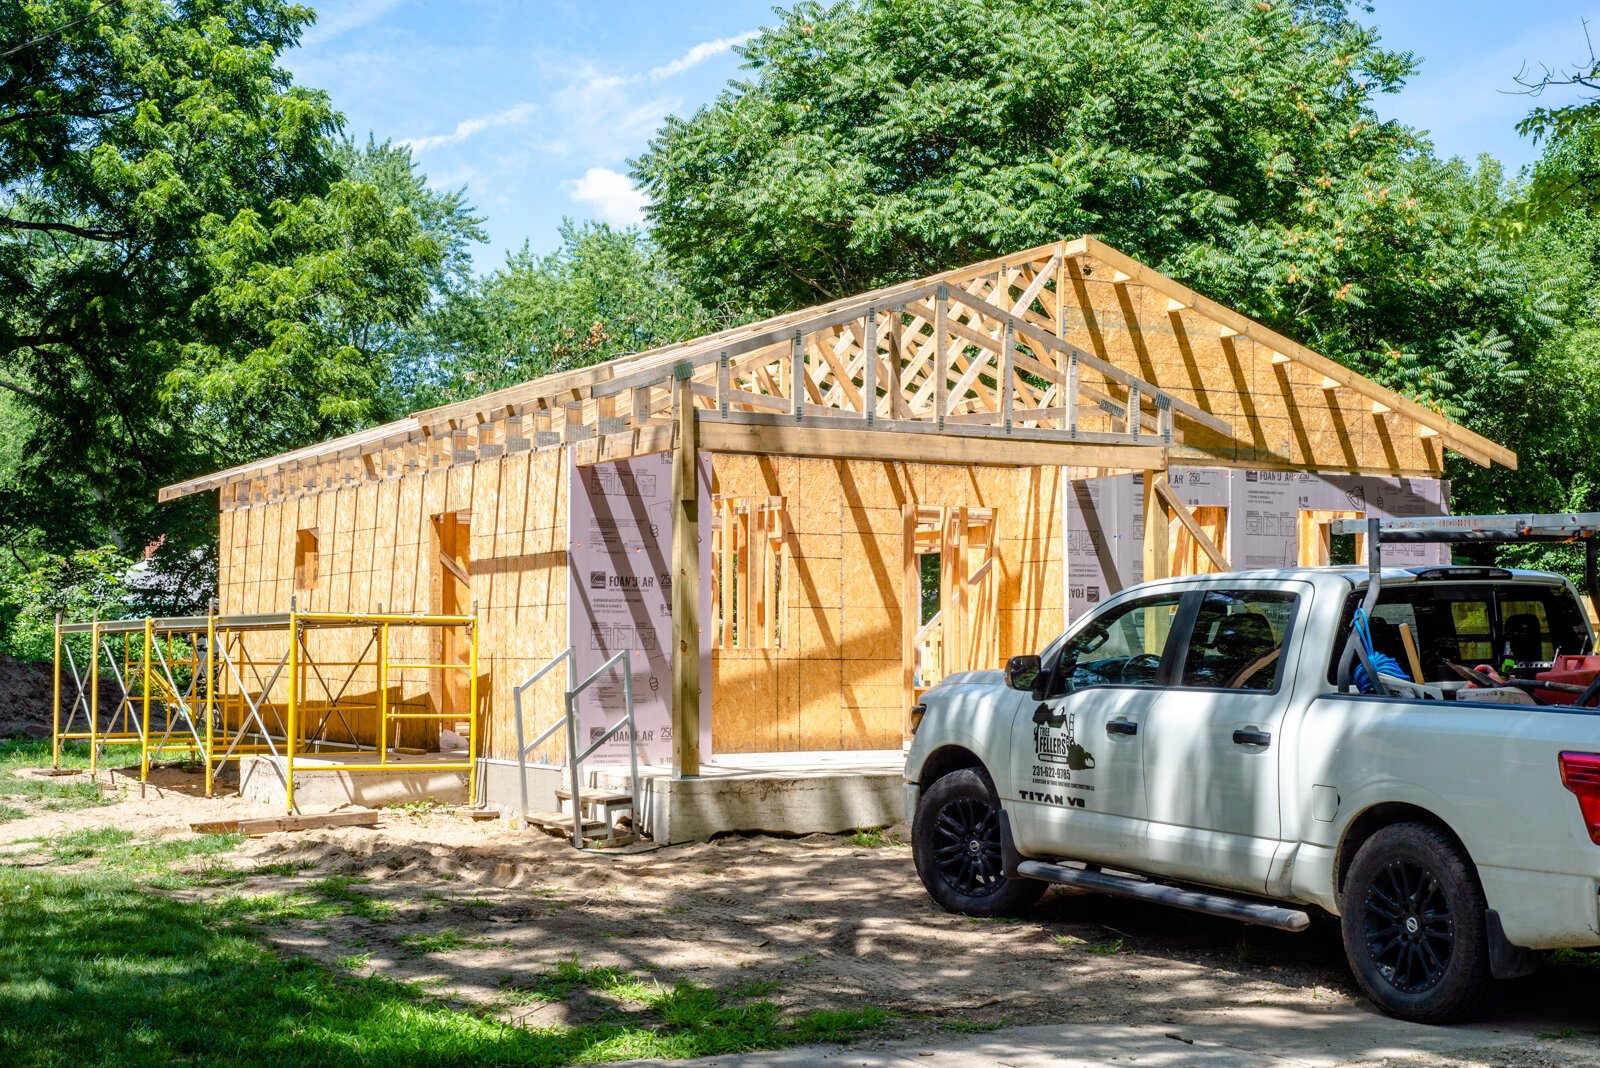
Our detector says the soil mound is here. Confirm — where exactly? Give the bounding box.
[0,655,57,738]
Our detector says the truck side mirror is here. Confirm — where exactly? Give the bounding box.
[1005,654,1042,693]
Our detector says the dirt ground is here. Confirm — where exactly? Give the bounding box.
[5,764,1600,1066]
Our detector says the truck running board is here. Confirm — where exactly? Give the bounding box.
[1014,859,1312,932]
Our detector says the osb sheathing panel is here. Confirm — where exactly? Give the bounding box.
[217,448,570,762]
[1063,254,1443,474]
[710,455,1063,755]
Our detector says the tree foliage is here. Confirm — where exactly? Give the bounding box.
[1,546,136,662]
[435,220,711,397]
[0,1,478,579]
[634,0,1595,544]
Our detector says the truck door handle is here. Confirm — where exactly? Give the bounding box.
[1232,729,1272,747]
[1106,719,1139,736]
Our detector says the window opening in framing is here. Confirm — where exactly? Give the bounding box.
[294,528,320,590]
[712,496,788,649]
[1168,506,1227,576]
[1298,509,1364,567]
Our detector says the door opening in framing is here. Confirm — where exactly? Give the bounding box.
[904,506,997,729]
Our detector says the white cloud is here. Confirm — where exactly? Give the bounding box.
[648,30,757,82]
[565,167,649,226]
[401,102,537,153]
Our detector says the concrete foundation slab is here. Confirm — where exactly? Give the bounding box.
[240,752,469,810]
[480,751,906,843]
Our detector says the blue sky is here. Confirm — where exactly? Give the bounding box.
[283,1,1599,268]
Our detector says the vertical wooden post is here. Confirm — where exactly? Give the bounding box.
[1141,471,1172,656]
[1142,470,1170,584]
[934,288,949,429]
[763,503,778,648]
[862,307,878,425]
[671,368,701,779]
[953,506,969,672]
[1000,322,1015,434]
[1066,354,1080,438]
[737,505,752,648]
[902,505,918,741]
[791,331,805,422]
[940,509,957,680]
[719,497,735,649]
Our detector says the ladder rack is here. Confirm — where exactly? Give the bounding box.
[1331,513,1600,694]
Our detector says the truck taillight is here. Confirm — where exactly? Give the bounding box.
[1559,752,1600,845]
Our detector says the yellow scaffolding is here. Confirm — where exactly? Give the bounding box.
[53,610,480,812]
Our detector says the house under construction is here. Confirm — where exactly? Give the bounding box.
[58,236,1514,840]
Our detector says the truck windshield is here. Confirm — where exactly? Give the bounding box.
[1327,581,1591,684]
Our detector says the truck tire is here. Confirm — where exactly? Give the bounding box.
[913,767,1045,917]
[1340,822,1494,1023]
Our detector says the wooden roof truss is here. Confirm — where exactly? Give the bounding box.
[161,237,1514,508]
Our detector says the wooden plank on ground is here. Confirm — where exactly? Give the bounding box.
[190,810,381,835]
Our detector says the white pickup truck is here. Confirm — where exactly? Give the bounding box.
[905,542,1600,1023]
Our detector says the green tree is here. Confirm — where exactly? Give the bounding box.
[2,546,136,662]
[634,0,1582,543]
[635,0,1423,318]
[0,0,474,582]
[437,220,712,397]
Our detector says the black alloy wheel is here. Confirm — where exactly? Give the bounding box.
[1340,822,1493,1023]
[912,767,1045,917]
[930,794,1003,897]
[1361,857,1455,993]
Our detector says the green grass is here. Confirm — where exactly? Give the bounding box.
[842,828,906,849]
[0,739,138,814]
[390,797,452,817]
[212,875,398,926]
[1550,947,1600,971]
[400,929,487,954]
[310,875,399,921]
[40,825,243,887]
[0,867,890,1066]
[0,805,892,1066]
[0,803,25,823]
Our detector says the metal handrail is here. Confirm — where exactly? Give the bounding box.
[512,647,641,847]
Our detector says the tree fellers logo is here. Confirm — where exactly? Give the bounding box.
[1033,710,1096,775]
